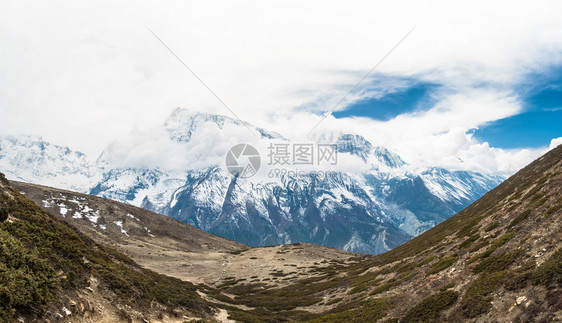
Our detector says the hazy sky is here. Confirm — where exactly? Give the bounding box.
[1,0,561,173]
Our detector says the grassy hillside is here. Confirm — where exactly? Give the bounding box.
[203,145,562,322]
[0,173,212,322]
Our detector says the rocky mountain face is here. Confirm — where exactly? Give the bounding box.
[159,168,411,254]
[0,109,505,253]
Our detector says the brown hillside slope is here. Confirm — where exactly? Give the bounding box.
[0,173,215,322]
[14,182,355,286]
[202,145,561,322]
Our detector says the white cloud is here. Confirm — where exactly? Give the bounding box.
[549,137,562,150]
[0,0,561,173]
[296,88,534,173]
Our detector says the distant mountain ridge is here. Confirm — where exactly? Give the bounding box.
[0,109,505,253]
[0,135,101,191]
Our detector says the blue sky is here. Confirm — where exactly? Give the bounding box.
[472,71,562,148]
[334,71,562,150]
[333,82,439,121]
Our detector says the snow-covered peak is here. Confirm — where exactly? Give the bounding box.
[372,146,406,168]
[90,167,184,210]
[335,134,373,161]
[418,167,504,203]
[164,108,284,142]
[0,135,101,192]
[312,132,405,168]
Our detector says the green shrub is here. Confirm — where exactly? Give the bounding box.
[428,256,457,275]
[306,296,398,322]
[459,234,480,249]
[417,255,436,267]
[545,203,561,217]
[213,274,345,312]
[222,305,315,323]
[473,249,521,273]
[325,298,342,305]
[440,282,455,291]
[508,209,532,229]
[0,206,7,222]
[370,279,398,295]
[394,261,417,273]
[532,248,562,286]
[521,183,544,201]
[401,290,459,323]
[469,239,489,253]
[349,270,380,288]
[484,221,499,232]
[458,271,507,318]
[469,233,513,263]
[0,230,58,321]
[456,218,481,238]
[490,233,513,250]
[504,270,533,291]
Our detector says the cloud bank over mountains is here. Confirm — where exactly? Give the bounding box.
[1,0,561,174]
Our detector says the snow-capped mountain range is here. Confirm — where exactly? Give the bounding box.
[0,108,506,253]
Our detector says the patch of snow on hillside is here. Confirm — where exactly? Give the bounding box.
[126,213,139,221]
[144,226,155,237]
[114,220,129,236]
[57,202,69,216]
[85,211,100,225]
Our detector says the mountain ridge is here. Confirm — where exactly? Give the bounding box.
[0,109,506,253]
